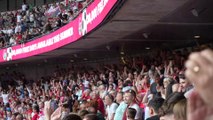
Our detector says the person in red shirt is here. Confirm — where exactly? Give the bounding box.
[90,91,105,116]
[32,105,40,120]
[81,89,91,101]
[15,32,23,44]
[26,103,33,120]
[78,2,83,10]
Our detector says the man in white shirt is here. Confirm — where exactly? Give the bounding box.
[99,84,107,99]
[7,27,14,37]
[17,13,22,23]
[15,24,22,33]
[83,79,89,89]
[1,90,9,105]
[123,90,142,120]
[75,86,82,100]
[22,3,27,12]
[105,94,118,120]
[29,12,34,23]
[9,34,16,46]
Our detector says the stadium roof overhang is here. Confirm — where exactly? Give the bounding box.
[1,0,213,67]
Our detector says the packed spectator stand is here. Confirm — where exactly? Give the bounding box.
[0,0,89,48]
[0,45,212,120]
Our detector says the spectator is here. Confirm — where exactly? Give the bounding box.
[16,12,22,23]
[42,20,52,33]
[126,108,137,120]
[83,114,99,120]
[14,23,22,34]
[123,90,142,120]
[99,84,107,99]
[105,94,118,120]
[32,104,40,120]
[22,2,28,12]
[62,113,82,120]
[90,91,105,116]
[1,90,10,105]
[146,97,164,120]
[150,73,162,97]
[87,105,105,120]
[16,113,24,120]
[115,92,123,104]
[159,92,185,120]
[173,98,187,120]
[78,110,89,119]
[178,74,193,93]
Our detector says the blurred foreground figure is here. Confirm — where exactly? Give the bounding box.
[185,49,213,120]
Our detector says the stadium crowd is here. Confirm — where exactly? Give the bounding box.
[0,0,89,48]
[0,0,212,120]
[0,46,212,120]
